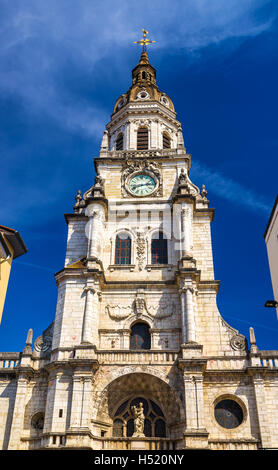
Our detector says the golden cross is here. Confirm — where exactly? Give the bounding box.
[133,29,156,52]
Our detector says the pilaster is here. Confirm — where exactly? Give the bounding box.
[8,371,31,450]
[81,285,100,346]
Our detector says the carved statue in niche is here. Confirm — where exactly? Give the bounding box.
[131,402,145,437]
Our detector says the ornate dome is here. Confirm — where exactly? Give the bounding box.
[112,50,175,114]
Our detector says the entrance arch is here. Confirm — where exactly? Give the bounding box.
[94,372,185,439]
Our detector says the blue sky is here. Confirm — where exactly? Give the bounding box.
[1,0,278,351]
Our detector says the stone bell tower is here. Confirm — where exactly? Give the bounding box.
[2,31,278,451]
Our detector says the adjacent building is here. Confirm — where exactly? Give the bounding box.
[0,225,27,324]
[264,196,278,319]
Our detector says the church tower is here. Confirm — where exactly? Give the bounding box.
[1,32,278,451]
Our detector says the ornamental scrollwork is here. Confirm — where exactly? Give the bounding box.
[121,159,162,198]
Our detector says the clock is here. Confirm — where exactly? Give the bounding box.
[128,174,156,196]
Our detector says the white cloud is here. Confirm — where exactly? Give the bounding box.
[191,160,271,214]
[0,0,275,137]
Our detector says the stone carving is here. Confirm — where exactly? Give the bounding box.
[73,189,85,214]
[230,334,248,352]
[221,318,248,352]
[121,159,162,198]
[136,232,146,271]
[201,184,208,200]
[105,293,177,321]
[34,322,54,355]
[83,174,105,201]
[105,305,133,320]
[134,291,147,317]
[131,402,145,437]
[177,168,200,197]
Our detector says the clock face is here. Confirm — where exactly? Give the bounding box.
[128,174,156,196]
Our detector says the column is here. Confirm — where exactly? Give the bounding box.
[180,286,195,344]
[180,206,192,258]
[252,373,273,449]
[81,287,99,345]
[8,374,29,449]
[193,375,206,429]
[183,375,198,430]
[69,375,92,429]
[86,203,105,260]
[182,371,208,448]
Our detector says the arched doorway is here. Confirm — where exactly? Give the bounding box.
[94,372,185,441]
[130,322,151,350]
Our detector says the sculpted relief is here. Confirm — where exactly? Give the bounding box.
[105,292,178,321]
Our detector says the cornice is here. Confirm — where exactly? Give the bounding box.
[108,100,177,123]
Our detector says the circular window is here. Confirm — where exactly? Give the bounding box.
[31,412,44,430]
[137,90,150,101]
[161,96,169,107]
[214,399,243,429]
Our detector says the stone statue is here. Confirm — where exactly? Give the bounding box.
[131,402,145,437]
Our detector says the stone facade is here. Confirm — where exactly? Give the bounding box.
[1,49,278,451]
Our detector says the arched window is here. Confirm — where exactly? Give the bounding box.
[162,132,171,149]
[115,234,131,265]
[113,397,166,438]
[142,71,147,79]
[116,132,123,151]
[137,127,148,150]
[155,419,166,437]
[130,322,151,350]
[112,419,124,437]
[151,232,168,265]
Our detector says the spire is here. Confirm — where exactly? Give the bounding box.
[139,50,149,65]
[132,29,157,87]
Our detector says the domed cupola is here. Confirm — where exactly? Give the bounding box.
[106,30,183,154]
[113,36,175,114]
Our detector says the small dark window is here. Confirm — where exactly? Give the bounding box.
[163,132,171,149]
[151,232,168,265]
[101,430,106,437]
[130,322,151,350]
[115,234,131,265]
[215,399,243,429]
[113,419,124,437]
[144,419,152,437]
[137,127,148,150]
[116,133,123,151]
[126,419,134,437]
[142,71,146,79]
[155,419,166,437]
[59,409,63,418]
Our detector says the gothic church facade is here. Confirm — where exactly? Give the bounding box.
[1,48,278,451]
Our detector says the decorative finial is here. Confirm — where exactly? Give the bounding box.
[201,184,208,200]
[249,327,258,354]
[133,29,156,52]
[23,328,33,355]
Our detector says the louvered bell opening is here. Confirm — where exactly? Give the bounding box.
[137,127,148,150]
[163,132,171,149]
[116,133,123,151]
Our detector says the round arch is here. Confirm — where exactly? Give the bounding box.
[93,370,185,426]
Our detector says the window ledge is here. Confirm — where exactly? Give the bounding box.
[146,264,173,271]
[108,264,135,272]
